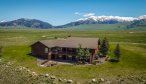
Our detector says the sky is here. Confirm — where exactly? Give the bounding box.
[0,0,146,26]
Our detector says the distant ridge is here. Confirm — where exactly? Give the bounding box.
[58,15,146,28]
[0,18,53,29]
[0,15,146,29]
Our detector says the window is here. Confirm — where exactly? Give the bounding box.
[44,48,48,53]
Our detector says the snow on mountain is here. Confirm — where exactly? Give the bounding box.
[77,15,137,22]
[0,20,7,23]
[138,15,146,19]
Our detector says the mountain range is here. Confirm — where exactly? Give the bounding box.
[0,18,53,28]
[0,15,146,29]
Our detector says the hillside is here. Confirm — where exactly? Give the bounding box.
[58,15,135,28]
[127,19,146,28]
[0,16,146,30]
[62,24,146,31]
[0,18,53,29]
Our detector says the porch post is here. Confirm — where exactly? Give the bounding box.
[66,48,68,60]
[89,55,93,63]
[48,52,51,60]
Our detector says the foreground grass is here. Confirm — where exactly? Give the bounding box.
[0,29,146,83]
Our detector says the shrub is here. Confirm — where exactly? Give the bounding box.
[114,44,121,61]
[100,37,109,57]
[108,59,119,62]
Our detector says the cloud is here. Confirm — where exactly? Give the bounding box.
[83,13,95,17]
[74,12,80,15]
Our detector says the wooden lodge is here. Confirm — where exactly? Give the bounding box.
[31,37,99,63]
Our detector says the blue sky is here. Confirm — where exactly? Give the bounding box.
[0,0,146,25]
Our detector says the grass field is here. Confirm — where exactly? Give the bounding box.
[0,29,146,83]
[62,24,146,31]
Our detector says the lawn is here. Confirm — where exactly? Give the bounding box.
[0,29,146,83]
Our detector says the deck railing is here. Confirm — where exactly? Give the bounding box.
[51,51,77,55]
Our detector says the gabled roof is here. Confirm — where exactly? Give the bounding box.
[34,37,99,49]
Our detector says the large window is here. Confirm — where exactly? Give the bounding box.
[44,48,48,53]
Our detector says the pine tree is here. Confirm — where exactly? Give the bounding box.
[100,37,109,57]
[77,45,91,64]
[77,44,84,62]
[84,48,91,63]
[114,44,121,61]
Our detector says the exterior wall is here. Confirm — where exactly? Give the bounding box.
[89,46,99,63]
[31,42,48,59]
[31,42,99,63]
[49,48,97,63]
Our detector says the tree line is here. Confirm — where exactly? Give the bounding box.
[77,37,121,64]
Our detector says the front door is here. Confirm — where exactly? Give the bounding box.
[62,55,66,60]
[51,54,56,60]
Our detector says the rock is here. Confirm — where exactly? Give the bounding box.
[32,72,36,74]
[58,78,62,82]
[120,79,124,81]
[32,72,37,76]
[5,65,9,67]
[7,62,12,65]
[22,67,25,69]
[66,80,73,83]
[50,76,56,80]
[27,69,30,72]
[99,78,105,82]
[64,79,67,81]
[45,74,49,77]
[19,67,23,70]
[142,80,146,82]
[40,64,45,67]
[92,78,96,82]
[107,81,111,84]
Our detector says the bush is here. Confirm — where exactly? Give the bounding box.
[114,44,121,61]
[108,59,119,62]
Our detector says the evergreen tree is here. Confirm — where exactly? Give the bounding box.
[83,48,91,63]
[77,45,91,64]
[114,44,121,61]
[77,44,84,62]
[100,37,109,57]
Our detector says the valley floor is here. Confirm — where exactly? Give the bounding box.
[0,29,146,83]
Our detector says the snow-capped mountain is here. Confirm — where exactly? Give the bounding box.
[0,20,6,23]
[138,15,146,20]
[57,15,146,28]
[128,15,146,28]
[0,15,146,28]
[58,15,138,28]
[76,15,137,22]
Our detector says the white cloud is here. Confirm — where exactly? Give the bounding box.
[74,12,80,15]
[83,13,95,17]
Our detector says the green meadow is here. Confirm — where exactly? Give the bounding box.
[0,29,146,83]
